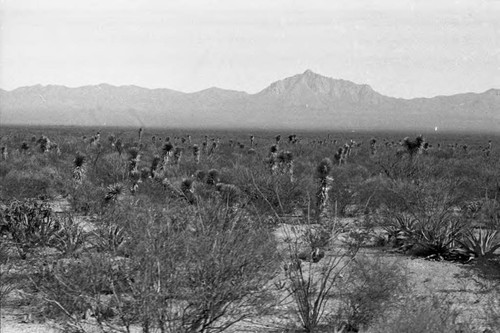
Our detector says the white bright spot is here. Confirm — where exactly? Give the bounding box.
[435,126,438,131]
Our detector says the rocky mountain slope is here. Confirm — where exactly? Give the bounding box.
[1,70,498,131]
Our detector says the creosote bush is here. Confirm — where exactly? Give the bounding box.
[33,197,280,333]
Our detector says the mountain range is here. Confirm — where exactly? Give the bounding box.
[1,70,499,132]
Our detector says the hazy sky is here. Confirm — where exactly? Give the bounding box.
[1,0,499,98]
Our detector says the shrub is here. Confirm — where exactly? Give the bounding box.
[34,198,280,332]
[332,255,409,331]
[372,295,473,333]
[282,219,360,332]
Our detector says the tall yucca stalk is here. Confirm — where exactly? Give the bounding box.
[150,155,161,178]
[315,158,333,221]
[268,144,279,174]
[402,135,424,159]
[369,138,377,156]
[1,146,7,161]
[173,147,183,165]
[161,142,174,165]
[20,142,30,153]
[37,135,51,153]
[108,134,116,148]
[277,150,294,181]
[72,152,87,184]
[115,139,123,156]
[208,140,218,155]
[192,144,200,164]
[128,147,141,173]
[138,127,144,143]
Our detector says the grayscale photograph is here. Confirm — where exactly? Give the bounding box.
[0,1,499,332]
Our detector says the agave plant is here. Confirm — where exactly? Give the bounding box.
[50,214,87,257]
[456,228,500,259]
[93,224,127,254]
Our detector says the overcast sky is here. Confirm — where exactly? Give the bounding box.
[1,0,499,98]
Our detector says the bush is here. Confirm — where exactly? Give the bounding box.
[372,295,473,333]
[34,198,280,332]
[332,254,409,331]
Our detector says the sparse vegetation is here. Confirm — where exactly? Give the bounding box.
[0,127,499,332]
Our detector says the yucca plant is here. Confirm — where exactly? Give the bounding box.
[206,168,220,185]
[127,147,141,173]
[138,127,144,143]
[129,169,141,194]
[180,178,196,204]
[161,142,174,165]
[1,146,7,161]
[37,135,51,153]
[20,142,30,153]
[267,144,279,174]
[192,144,200,164]
[277,150,294,181]
[315,158,334,220]
[115,138,123,155]
[150,154,162,178]
[173,147,183,165]
[72,151,87,184]
[456,228,500,259]
[104,183,124,203]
